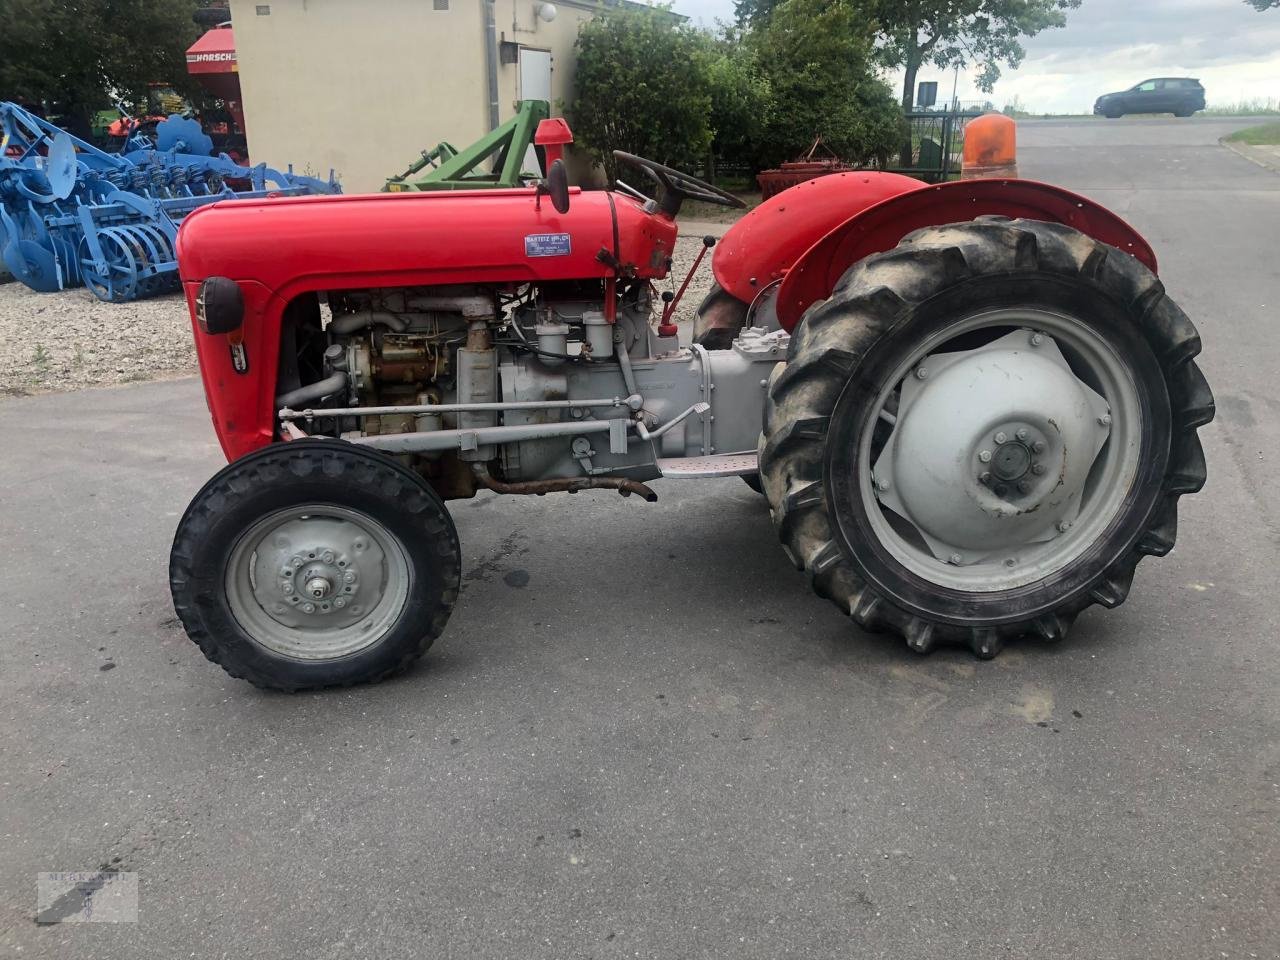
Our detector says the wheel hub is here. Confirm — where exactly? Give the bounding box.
[224,510,410,660]
[275,545,362,617]
[989,439,1031,482]
[873,328,1113,566]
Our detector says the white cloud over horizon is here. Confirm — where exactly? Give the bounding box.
[671,0,1280,113]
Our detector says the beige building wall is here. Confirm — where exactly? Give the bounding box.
[228,0,607,193]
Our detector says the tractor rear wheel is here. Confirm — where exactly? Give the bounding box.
[759,218,1213,657]
[170,439,461,691]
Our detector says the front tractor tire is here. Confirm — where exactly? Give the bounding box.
[170,440,461,691]
[760,218,1213,658]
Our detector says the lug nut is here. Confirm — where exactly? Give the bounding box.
[1016,428,1029,441]
[322,551,334,564]
[1032,463,1047,475]
[979,450,992,463]
[302,602,316,613]
[876,478,891,492]
[994,431,1008,444]
[1030,332,1044,347]
[1057,520,1072,533]
[282,582,294,595]
[343,571,356,584]
[915,367,929,380]
[1098,414,1112,426]
[979,471,992,484]
[1032,440,1046,454]
[948,554,962,565]
[334,598,346,609]
[1017,480,1031,494]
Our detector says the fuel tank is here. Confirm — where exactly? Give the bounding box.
[176,187,678,299]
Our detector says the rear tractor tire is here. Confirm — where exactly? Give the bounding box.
[170,440,461,691]
[759,218,1213,658]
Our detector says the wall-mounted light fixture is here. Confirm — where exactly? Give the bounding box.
[514,1,556,32]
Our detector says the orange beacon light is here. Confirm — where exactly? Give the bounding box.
[962,113,1019,179]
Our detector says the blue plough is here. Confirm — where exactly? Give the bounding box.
[0,102,340,302]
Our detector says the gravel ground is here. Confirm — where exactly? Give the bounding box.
[0,282,194,396]
[0,234,722,396]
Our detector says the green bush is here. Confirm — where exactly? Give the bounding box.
[749,0,901,169]
[570,0,902,181]
[570,8,715,183]
[706,44,772,171]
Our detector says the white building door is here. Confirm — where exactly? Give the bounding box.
[519,48,552,103]
[519,48,552,176]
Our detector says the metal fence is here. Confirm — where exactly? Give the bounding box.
[698,103,994,190]
[887,108,987,183]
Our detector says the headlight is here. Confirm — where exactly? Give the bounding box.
[196,276,245,335]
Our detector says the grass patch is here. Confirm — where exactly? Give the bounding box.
[1202,98,1280,117]
[1226,122,1280,145]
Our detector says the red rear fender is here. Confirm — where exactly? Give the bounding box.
[775,178,1157,330]
[711,172,925,304]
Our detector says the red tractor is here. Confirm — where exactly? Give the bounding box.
[170,131,1213,691]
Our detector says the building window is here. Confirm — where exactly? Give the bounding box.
[434,0,448,8]
[255,4,270,14]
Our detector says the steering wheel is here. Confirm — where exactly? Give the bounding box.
[613,151,746,216]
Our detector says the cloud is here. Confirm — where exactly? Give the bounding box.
[671,0,1280,112]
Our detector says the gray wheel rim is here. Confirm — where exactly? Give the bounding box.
[225,504,412,660]
[859,308,1144,593]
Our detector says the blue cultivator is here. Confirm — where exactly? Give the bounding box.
[0,102,339,302]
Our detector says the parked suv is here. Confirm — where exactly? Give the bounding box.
[1094,78,1206,118]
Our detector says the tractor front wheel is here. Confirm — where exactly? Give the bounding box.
[759,218,1213,657]
[170,440,461,690]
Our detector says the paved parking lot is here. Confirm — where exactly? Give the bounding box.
[1,117,1277,958]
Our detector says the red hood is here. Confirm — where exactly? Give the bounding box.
[177,188,678,302]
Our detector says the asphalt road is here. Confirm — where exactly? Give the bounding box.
[2,117,1277,959]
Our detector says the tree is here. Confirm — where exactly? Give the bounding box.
[0,0,201,135]
[733,0,783,23]
[705,41,772,174]
[570,8,716,182]
[878,1,1080,113]
[1245,0,1279,8]
[750,0,901,169]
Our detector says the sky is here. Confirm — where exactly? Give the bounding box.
[670,0,1280,114]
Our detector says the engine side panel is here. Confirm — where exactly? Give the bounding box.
[775,178,1159,331]
[711,171,926,304]
[177,189,679,462]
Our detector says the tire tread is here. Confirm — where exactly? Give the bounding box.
[758,218,1214,657]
